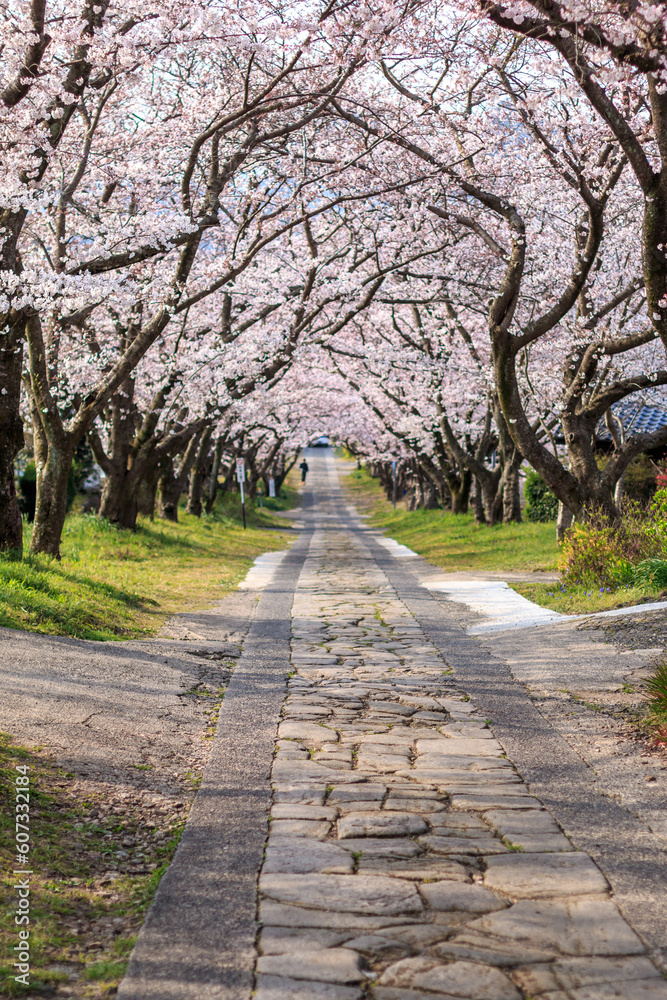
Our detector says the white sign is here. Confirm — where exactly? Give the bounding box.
[236,458,245,483]
[268,478,276,498]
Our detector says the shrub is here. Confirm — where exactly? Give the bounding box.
[622,453,658,504]
[655,466,667,491]
[646,660,667,720]
[650,487,667,544]
[559,522,634,588]
[524,469,558,522]
[633,558,667,590]
[559,501,662,588]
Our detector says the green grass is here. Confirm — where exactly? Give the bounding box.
[511,581,663,614]
[646,658,667,746]
[0,486,299,641]
[344,467,558,572]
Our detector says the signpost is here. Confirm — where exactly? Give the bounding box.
[392,460,397,510]
[268,478,276,498]
[236,458,246,529]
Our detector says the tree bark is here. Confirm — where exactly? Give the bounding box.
[157,433,202,522]
[471,476,486,524]
[450,470,472,514]
[0,323,24,554]
[137,467,160,519]
[557,502,574,543]
[30,437,77,558]
[186,427,214,516]
[93,376,141,529]
[205,434,225,514]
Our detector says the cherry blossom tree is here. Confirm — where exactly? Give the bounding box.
[333,22,667,523]
[9,0,420,557]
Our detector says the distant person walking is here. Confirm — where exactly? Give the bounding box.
[300,459,309,483]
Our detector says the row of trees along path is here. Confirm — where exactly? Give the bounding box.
[4,0,667,555]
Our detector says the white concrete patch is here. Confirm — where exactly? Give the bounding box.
[239,550,288,590]
[428,578,667,635]
[371,529,667,635]
[423,579,564,633]
[374,536,420,560]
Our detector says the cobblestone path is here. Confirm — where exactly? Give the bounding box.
[254,464,667,1000]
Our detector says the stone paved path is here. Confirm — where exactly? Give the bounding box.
[254,455,667,1000]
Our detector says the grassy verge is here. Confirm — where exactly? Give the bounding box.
[344,467,558,572]
[0,487,299,641]
[645,658,667,746]
[0,733,191,998]
[343,466,667,613]
[511,581,664,615]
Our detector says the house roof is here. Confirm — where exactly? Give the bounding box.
[596,400,667,441]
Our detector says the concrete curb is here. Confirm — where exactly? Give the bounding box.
[116,530,312,1000]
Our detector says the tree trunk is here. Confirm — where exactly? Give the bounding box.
[30,438,77,558]
[556,502,574,543]
[205,435,224,514]
[614,472,626,508]
[450,470,471,514]
[137,467,160,519]
[0,324,24,555]
[471,476,486,524]
[186,427,213,516]
[95,376,141,529]
[157,433,202,522]
[99,473,139,530]
[501,456,523,523]
[157,457,179,521]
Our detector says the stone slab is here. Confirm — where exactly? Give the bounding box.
[263,839,353,875]
[454,898,645,957]
[259,927,349,954]
[279,723,338,742]
[483,810,561,836]
[337,838,423,858]
[483,853,608,899]
[338,812,428,839]
[416,739,503,757]
[420,836,509,855]
[260,874,424,915]
[512,955,662,994]
[384,798,447,813]
[450,795,541,811]
[357,857,469,881]
[378,957,521,1000]
[540,983,667,1000]
[499,834,573,853]
[270,819,332,839]
[329,784,387,801]
[256,948,364,983]
[259,901,422,931]
[255,975,363,1000]
[371,989,466,1000]
[420,881,507,913]
[271,804,339,821]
